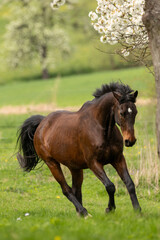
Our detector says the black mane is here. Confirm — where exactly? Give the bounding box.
[93,82,135,103]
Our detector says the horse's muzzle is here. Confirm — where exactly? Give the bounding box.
[125,139,136,147]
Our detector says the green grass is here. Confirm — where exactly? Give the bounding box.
[0,109,160,240]
[0,68,160,240]
[0,80,55,107]
[57,67,155,106]
[0,67,155,107]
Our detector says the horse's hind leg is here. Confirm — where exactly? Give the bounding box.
[89,160,116,213]
[46,159,88,217]
[112,154,141,211]
[70,169,83,208]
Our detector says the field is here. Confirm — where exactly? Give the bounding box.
[0,67,160,240]
[0,67,155,107]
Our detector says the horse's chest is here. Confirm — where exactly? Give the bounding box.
[97,143,122,165]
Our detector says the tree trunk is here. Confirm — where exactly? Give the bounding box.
[41,45,49,79]
[42,67,49,80]
[143,0,160,158]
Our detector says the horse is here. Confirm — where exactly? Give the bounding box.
[17,82,141,217]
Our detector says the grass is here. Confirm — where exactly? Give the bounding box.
[0,68,160,240]
[0,110,160,240]
[0,67,155,107]
[56,67,155,106]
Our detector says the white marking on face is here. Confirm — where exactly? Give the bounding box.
[128,107,132,113]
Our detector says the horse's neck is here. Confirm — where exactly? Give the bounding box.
[92,93,115,128]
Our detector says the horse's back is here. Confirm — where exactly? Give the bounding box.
[35,110,79,143]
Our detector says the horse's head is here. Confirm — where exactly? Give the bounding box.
[113,91,138,147]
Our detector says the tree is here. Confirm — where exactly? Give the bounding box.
[142,0,160,158]
[2,0,70,79]
[89,0,160,158]
[88,0,150,62]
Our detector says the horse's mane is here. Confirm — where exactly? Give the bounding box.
[93,82,135,103]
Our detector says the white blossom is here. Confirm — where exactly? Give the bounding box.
[122,49,130,57]
[100,35,107,43]
[89,0,149,56]
[88,11,98,21]
[50,0,65,10]
[93,23,100,31]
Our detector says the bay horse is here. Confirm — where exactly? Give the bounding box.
[17,82,141,217]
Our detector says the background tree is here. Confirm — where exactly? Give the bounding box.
[89,0,160,158]
[2,0,70,79]
[0,0,136,82]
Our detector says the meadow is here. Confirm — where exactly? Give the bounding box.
[0,67,160,240]
[0,67,155,107]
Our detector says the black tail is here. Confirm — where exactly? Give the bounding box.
[17,115,45,172]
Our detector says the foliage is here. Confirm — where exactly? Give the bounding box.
[0,0,144,82]
[2,0,70,78]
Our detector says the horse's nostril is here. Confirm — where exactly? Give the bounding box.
[125,140,130,146]
[125,139,137,147]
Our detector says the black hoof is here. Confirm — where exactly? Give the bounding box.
[134,206,142,212]
[77,208,88,217]
[105,207,115,214]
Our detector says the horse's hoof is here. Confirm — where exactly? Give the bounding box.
[134,206,142,213]
[105,207,115,214]
[88,213,93,217]
[84,213,93,220]
[77,208,88,218]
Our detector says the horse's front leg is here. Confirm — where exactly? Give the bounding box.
[112,154,141,211]
[89,160,116,213]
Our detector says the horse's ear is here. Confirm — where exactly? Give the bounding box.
[134,90,138,99]
[113,92,122,102]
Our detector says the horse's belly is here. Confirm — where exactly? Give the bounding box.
[49,140,88,169]
[53,155,88,169]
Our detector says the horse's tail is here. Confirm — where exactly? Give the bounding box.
[17,115,45,172]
